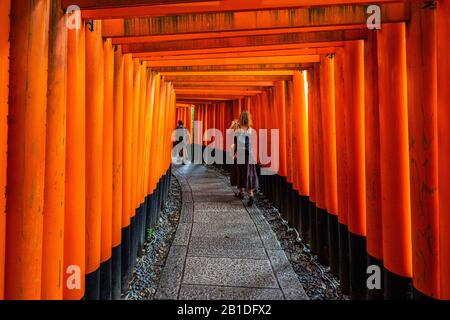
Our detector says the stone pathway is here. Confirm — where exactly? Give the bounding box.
[155,165,309,300]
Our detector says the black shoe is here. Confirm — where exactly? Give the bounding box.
[248,196,254,207]
[235,192,244,200]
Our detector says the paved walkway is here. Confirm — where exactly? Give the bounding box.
[156,165,308,300]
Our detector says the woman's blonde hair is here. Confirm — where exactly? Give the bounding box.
[239,111,253,128]
[231,119,240,131]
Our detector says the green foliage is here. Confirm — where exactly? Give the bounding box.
[147,228,155,240]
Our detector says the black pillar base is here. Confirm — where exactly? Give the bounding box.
[309,201,318,254]
[100,258,112,300]
[284,180,290,223]
[147,193,155,229]
[316,207,329,266]
[120,225,131,290]
[413,287,436,300]
[85,268,100,300]
[283,179,292,222]
[138,201,146,256]
[267,175,274,202]
[275,175,281,209]
[384,267,412,300]
[130,214,137,269]
[144,195,151,233]
[134,205,142,259]
[111,245,121,300]
[299,195,310,243]
[292,190,300,234]
[367,254,384,300]
[349,231,367,300]
[327,214,339,276]
[271,175,277,204]
[338,223,350,295]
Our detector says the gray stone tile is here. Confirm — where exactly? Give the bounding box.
[188,247,267,260]
[183,257,278,289]
[159,165,311,301]
[190,235,263,248]
[188,236,266,259]
[155,286,179,300]
[182,192,193,204]
[191,222,259,239]
[180,211,193,223]
[246,206,270,226]
[256,222,282,250]
[179,284,284,300]
[195,202,246,212]
[159,245,187,289]
[193,194,237,203]
[180,203,194,223]
[190,181,227,188]
[173,223,192,246]
[193,210,253,224]
[267,250,309,300]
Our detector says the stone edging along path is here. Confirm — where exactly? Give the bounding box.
[155,165,309,300]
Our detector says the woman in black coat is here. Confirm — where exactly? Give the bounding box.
[233,111,259,207]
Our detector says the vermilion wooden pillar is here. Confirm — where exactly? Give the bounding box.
[187,106,193,144]
[343,40,367,300]
[293,71,310,243]
[437,0,450,301]
[266,87,276,201]
[130,60,140,269]
[100,38,114,300]
[145,71,155,183]
[203,103,208,147]
[143,72,155,229]
[319,54,338,273]
[64,19,86,301]
[148,74,161,194]
[334,48,350,295]
[137,63,147,208]
[319,56,338,216]
[155,81,167,180]
[0,0,11,300]
[277,80,287,179]
[285,81,295,226]
[166,85,176,169]
[85,20,104,300]
[364,31,383,300]
[377,23,412,300]
[314,62,328,266]
[159,85,166,169]
[307,66,319,254]
[167,84,174,169]
[129,59,141,267]
[166,86,174,169]
[112,45,124,300]
[5,0,49,300]
[233,99,240,123]
[135,62,147,260]
[121,53,133,289]
[163,86,171,168]
[204,104,214,163]
[406,3,439,300]
[272,82,286,212]
[261,93,267,166]
[42,0,67,300]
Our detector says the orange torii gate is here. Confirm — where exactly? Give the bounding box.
[0,0,449,301]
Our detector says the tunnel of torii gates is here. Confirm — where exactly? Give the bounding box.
[0,0,449,301]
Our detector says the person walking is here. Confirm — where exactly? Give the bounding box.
[233,111,259,206]
[229,119,240,190]
[173,120,190,164]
